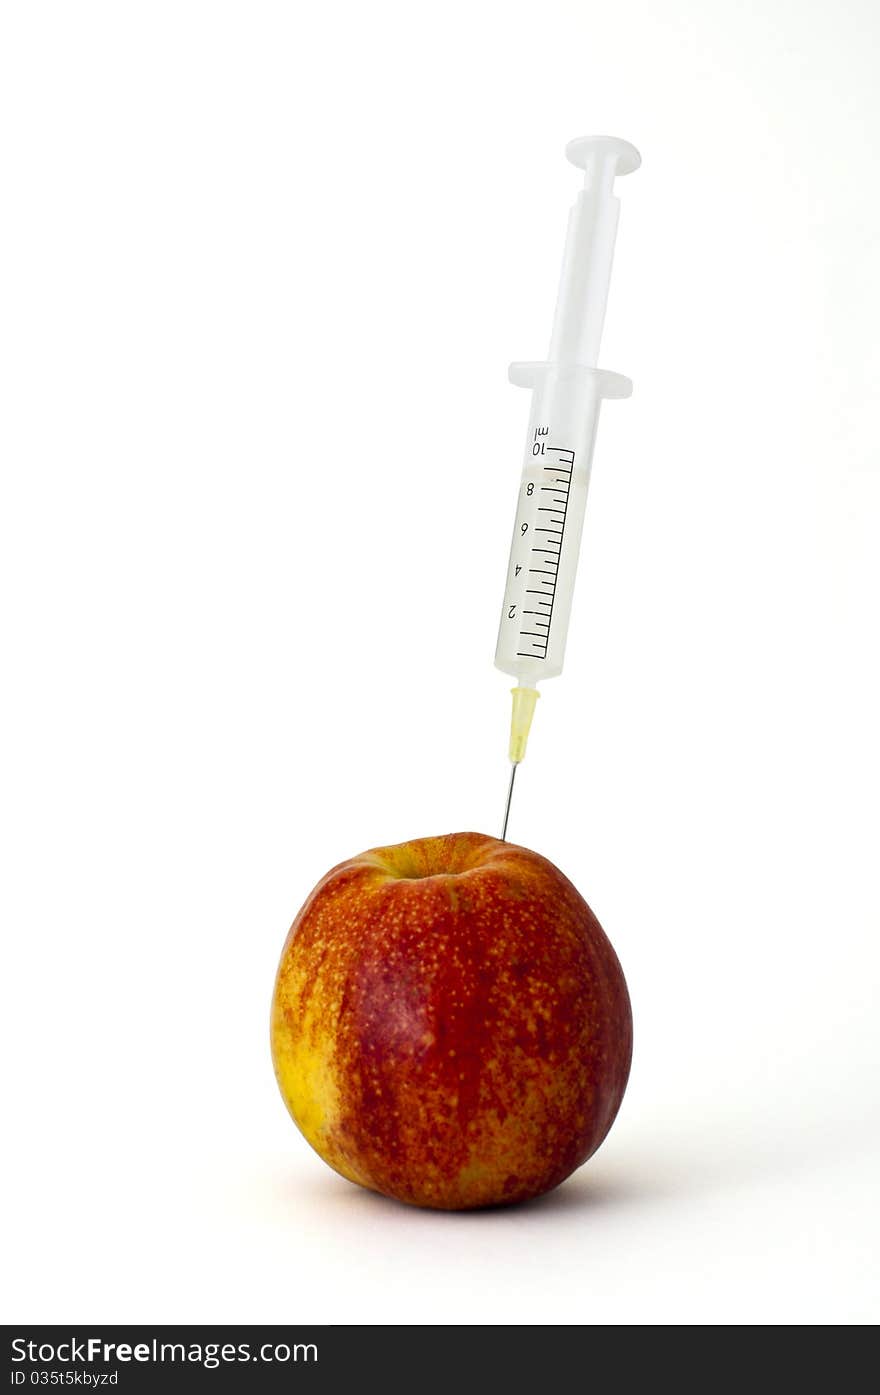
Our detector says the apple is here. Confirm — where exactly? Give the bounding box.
[271,831,632,1209]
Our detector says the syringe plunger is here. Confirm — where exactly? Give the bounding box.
[549,136,639,366]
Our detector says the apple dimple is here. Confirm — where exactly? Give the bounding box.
[368,832,497,882]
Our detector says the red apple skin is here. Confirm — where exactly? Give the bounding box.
[271,832,632,1210]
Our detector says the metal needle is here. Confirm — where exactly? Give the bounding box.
[500,763,517,841]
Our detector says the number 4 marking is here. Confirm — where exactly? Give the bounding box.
[514,564,522,576]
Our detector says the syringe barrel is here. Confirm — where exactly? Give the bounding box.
[494,364,629,688]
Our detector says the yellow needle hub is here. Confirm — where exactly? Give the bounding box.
[508,686,539,765]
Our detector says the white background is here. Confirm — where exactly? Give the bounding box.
[2,0,878,1326]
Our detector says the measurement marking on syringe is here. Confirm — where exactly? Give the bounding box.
[517,445,577,659]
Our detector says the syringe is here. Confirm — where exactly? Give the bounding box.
[495,135,640,838]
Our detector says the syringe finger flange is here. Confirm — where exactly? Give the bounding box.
[509,362,632,399]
